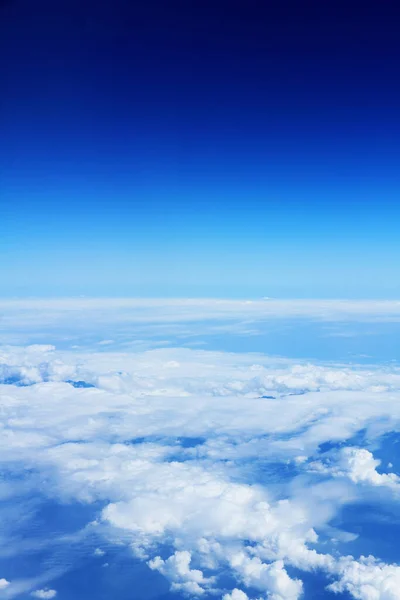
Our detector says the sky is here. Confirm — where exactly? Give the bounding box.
[2,7,400,597]
[1,0,400,298]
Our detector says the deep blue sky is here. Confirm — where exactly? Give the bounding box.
[1,0,400,298]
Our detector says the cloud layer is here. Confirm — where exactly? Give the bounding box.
[1,340,400,598]
[1,297,400,348]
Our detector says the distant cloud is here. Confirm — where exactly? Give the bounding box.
[1,297,400,345]
[31,591,57,599]
[0,579,10,589]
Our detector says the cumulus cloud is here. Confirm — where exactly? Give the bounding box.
[229,553,302,600]
[341,448,400,488]
[309,447,400,491]
[1,339,400,599]
[149,551,210,595]
[0,578,10,589]
[330,556,400,600]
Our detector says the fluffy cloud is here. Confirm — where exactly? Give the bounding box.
[341,448,400,488]
[149,551,210,595]
[31,591,57,599]
[0,579,10,589]
[330,556,400,600]
[228,553,302,600]
[223,590,252,600]
[309,447,400,491]
[1,341,400,599]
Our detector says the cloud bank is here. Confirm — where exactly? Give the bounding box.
[0,316,400,598]
[1,297,400,348]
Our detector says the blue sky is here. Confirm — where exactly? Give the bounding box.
[1,0,400,298]
[2,6,400,597]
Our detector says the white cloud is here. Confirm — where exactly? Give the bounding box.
[342,448,400,488]
[1,297,400,347]
[0,578,10,589]
[309,447,400,491]
[223,590,251,600]
[1,340,400,599]
[149,551,210,595]
[2,297,400,322]
[31,590,57,599]
[229,553,303,600]
[330,556,400,600]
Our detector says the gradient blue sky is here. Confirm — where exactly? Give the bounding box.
[1,0,399,298]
